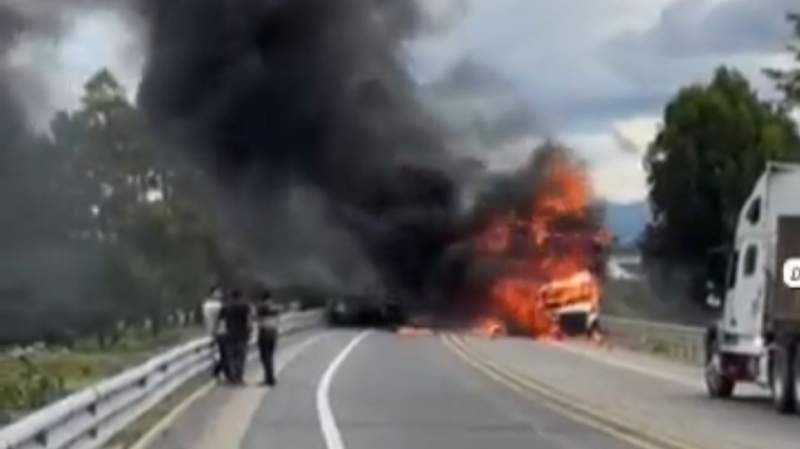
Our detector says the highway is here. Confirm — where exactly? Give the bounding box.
[138,328,800,449]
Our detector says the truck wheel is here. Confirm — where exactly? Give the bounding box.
[771,344,797,414]
[795,342,800,412]
[705,339,734,398]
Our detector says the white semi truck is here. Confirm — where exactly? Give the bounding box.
[705,162,800,413]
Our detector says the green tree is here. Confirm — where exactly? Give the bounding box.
[644,67,800,267]
[70,69,228,339]
[73,69,162,239]
[765,13,800,108]
[0,131,98,344]
[3,68,235,345]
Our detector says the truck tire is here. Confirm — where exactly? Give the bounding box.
[771,343,797,414]
[705,337,734,398]
[795,342,800,412]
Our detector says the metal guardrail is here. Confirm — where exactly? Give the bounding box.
[599,315,706,365]
[0,309,323,449]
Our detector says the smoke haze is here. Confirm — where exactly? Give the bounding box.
[0,0,598,317]
[133,0,468,296]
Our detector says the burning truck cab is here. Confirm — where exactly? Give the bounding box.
[488,268,603,338]
[539,270,600,335]
[474,147,610,339]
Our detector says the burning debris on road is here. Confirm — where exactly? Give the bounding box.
[472,318,507,339]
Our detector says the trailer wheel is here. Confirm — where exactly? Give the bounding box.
[771,343,797,414]
[705,338,734,398]
[795,342,800,412]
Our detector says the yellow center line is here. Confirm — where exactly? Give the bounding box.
[441,333,713,449]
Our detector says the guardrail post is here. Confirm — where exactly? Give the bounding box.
[88,401,99,439]
[35,430,47,447]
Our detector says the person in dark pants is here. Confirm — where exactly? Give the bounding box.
[218,289,252,384]
[213,333,229,380]
[256,290,281,386]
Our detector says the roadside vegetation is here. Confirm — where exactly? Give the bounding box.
[0,322,201,424]
[1,69,251,348]
[638,13,800,309]
[0,68,256,421]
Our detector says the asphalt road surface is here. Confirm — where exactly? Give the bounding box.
[141,328,800,449]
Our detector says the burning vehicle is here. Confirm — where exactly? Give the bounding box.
[468,146,609,338]
[539,270,601,334]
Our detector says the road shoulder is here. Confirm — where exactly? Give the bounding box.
[133,330,323,449]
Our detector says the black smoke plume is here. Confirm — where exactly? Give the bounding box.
[0,1,109,342]
[1,0,605,324]
[135,0,464,297]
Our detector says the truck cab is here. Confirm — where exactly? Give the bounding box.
[706,162,800,414]
[539,270,600,335]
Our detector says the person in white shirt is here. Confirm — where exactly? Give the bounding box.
[202,285,226,380]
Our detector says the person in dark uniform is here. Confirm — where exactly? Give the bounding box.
[217,289,252,384]
[255,290,281,386]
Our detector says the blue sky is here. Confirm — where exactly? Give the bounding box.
[10,0,798,203]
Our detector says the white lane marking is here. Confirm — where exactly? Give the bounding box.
[131,333,322,449]
[550,340,702,390]
[317,331,371,449]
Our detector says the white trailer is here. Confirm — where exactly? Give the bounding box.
[705,162,800,413]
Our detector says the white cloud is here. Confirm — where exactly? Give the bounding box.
[8,7,143,130]
[613,116,661,154]
[411,0,797,202]
[9,0,796,203]
[563,131,649,203]
[611,0,794,57]
[409,0,678,130]
[590,158,649,203]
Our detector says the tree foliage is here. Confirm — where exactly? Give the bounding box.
[75,70,229,339]
[1,69,238,345]
[765,13,800,108]
[644,67,800,264]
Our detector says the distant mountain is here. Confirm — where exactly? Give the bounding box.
[599,200,650,244]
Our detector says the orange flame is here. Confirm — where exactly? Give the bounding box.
[477,151,607,338]
[472,317,507,339]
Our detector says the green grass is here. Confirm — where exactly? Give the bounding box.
[0,326,202,424]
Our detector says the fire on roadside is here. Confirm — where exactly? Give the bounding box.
[397,326,435,337]
[471,318,507,338]
[474,149,608,339]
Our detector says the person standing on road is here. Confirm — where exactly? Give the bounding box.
[202,285,227,381]
[218,289,252,384]
[255,289,281,386]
